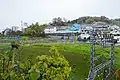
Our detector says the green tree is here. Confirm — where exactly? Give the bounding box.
[23,23,47,37]
[24,28,34,36]
[51,17,66,26]
[85,18,95,24]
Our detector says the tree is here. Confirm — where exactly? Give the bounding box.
[67,16,113,24]
[24,28,34,36]
[100,16,110,24]
[57,17,63,26]
[63,18,68,26]
[16,30,23,36]
[23,22,47,37]
[51,17,65,26]
[52,18,58,26]
[85,18,94,24]
[93,17,101,22]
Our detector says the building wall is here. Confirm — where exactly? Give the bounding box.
[44,27,56,33]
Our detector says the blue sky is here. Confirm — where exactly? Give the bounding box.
[0,0,120,32]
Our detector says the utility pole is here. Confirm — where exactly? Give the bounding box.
[21,21,24,33]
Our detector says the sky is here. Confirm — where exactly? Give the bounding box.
[0,0,120,32]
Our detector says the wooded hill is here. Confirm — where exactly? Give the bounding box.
[50,16,120,26]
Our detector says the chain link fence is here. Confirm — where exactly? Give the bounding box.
[0,36,79,44]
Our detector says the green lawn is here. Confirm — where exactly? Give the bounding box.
[0,43,120,80]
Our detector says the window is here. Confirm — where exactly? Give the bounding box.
[114,34,120,36]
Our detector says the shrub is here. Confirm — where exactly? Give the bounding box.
[21,36,29,41]
[11,41,20,47]
[29,46,71,80]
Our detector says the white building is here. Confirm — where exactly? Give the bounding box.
[3,28,12,35]
[109,25,120,30]
[44,26,56,33]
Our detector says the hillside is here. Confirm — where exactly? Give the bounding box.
[51,16,120,27]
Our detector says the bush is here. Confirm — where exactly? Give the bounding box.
[29,46,71,80]
[21,36,29,41]
[11,41,20,48]
[0,46,71,80]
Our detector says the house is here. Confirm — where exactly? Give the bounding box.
[44,26,57,33]
[56,26,70,31]
[92,22,109,31]
[92,22,107,25]
[109,25,120,31]
[80,24,92,33]
[3,28,12,35]
[44,26,71,34]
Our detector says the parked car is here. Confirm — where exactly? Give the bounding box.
[78,32,90,41]
[110,30,120,43]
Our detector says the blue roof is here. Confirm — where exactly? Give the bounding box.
[69,24,80,31]
[55,24,81,33]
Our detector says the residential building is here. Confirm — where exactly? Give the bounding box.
[44,26,56,33]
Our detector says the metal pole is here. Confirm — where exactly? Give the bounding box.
[17,35,20,76]
[110,42,114,80]
[89,29,95,80]
[2,57,5,73]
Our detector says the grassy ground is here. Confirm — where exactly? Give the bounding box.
[0,43,120,80]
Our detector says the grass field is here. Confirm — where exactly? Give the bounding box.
[0,43,120,80]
